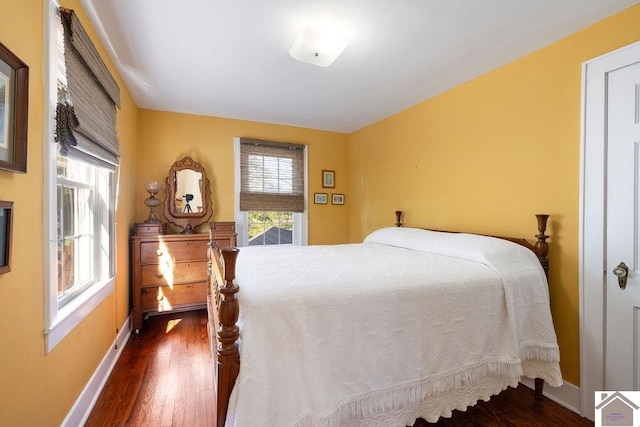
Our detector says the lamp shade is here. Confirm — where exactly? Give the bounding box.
[289,27,348,67]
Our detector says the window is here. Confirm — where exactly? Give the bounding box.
[248,211,293,245]
[44,3,120,352]
[56,157,112,308]
[235,137,307,246]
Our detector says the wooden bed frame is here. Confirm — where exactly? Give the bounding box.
[207,212,551,427]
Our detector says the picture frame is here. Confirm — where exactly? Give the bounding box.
[0,70,8,150]
[0,201,13,275]
[314,193,328,204]
[0,41,29,174]
[322,170,335,188]
[332,193,345,205]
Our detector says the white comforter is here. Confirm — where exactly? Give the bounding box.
[224,227,562,427]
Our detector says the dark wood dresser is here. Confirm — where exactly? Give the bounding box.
[131,222,236,332]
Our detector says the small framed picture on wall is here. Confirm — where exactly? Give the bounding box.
[332,194,345,205]
[0,200,13,275]
[314,193,328,204]
[322,170,335,188]
[0,41,29,173]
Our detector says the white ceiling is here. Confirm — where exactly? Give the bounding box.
[81,0,639,133]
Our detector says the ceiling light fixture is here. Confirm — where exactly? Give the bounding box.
[289,26,348,67]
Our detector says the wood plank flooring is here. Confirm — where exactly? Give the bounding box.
[86,310,214,426]
[87,310,593,426]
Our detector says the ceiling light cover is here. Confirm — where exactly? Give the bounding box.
[289,27,348,67]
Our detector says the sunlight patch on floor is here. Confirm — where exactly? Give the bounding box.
[166,318,182,333]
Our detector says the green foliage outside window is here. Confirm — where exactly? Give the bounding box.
[248,211,293,245]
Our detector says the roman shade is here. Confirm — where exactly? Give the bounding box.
[239,138,305,213]
[55,8,121,169]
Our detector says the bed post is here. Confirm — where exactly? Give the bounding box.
[534,214,550,277]
[395,210,403,227]
[534,214,550,401]
[217,247,240,426]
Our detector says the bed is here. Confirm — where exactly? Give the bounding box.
[206,213,562,427]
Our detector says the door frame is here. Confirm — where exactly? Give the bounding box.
[580,40,640,417]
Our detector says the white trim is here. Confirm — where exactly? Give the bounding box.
[45,279,114,351]
[580,40,640,420]
[43,0,59,350]
[296,146,309,245]
[520,378,582,416]
[61,315,131,427]
[233,137,245,245]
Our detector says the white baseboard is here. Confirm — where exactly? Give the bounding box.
[520,377,582,416]
[61,315,131,427]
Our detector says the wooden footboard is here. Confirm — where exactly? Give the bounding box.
[207,213,550,426]
[207,244,240,427]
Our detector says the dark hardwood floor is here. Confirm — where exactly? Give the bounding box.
[87,310,592,426]
[86,310,214,426]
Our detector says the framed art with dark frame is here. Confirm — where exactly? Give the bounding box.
[322,170,335,188]
[0,41,28,174]
[332,193,345,205]
[0,201,13,275]
[314,193,328,204]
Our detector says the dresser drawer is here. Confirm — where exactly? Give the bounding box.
[140,282,207,312]
[212,236,236,249]
[209,222,237,249]
[140,239,209,264]
[140,261,208,287]
[211,221,235,233]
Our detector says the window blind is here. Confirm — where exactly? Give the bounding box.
[55,8,121,169]
[239,138,305,213]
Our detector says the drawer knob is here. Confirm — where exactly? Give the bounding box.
[156,250,162,256]
[157,295,164,301]
[156,272,163,278]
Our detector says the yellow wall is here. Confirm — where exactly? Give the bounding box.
[1,0,638,422]
[0,0,138,424]
[136,110,349,244]
[349,4,640,386]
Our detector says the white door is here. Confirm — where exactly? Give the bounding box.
[605,59,640,390]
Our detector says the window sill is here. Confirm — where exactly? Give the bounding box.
[45,277,113,353]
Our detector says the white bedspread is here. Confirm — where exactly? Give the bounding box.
[223,228,562,427]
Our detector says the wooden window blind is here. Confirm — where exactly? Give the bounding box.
[55,8,121,169]
[239,138,305,213]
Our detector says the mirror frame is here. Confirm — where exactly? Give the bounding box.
[163,157,213,233]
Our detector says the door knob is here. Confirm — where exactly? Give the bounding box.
[613,262,629,290]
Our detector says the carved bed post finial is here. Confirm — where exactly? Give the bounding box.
[216,247,240,427]
[535,214,550,277]
[533,214,550,400]
[395,210,403,227]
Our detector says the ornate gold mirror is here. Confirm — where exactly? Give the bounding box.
[163,157,213,233]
